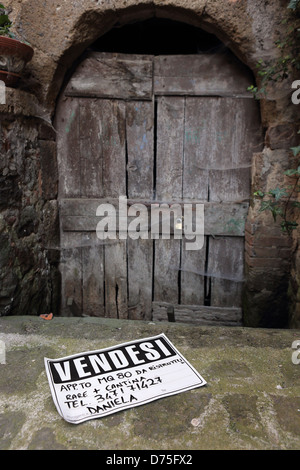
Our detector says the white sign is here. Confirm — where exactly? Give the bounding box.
[44,333,206,424]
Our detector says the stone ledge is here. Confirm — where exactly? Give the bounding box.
[0,88,51,121]
[0,316,300,450]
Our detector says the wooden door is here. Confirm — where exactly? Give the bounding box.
[56,51,262,325]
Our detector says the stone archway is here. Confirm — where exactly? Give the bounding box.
[15,1,271,112]
[50,4,294,327]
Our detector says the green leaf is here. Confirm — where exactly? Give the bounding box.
[247,85,258,95]
[288,0,299,10]
[259,200,272,212]
[254,190,264,197]
[0,14,9,26]
[284,168,300,176]
[281,220,298,233]
[269,187,288,200]
[291,146,300,157]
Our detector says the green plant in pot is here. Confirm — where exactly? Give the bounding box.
[0,4,34,87]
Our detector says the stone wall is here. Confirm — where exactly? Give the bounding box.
[0,91,60,316]
[0,0,299,326]
[289,226,300,328]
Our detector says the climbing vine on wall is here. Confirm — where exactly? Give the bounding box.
[249,0,300,235]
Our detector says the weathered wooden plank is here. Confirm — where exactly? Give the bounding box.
[127,238,153,320]
[180,238,206,305]
[181,96,207,304]
[60,200,249,237]
[66,52,254,99]
[59,232,83,317]
[65,52,153,100]
[183,97,210,201]
[98,99,128,319]
[56,97,81,198]
[205,202,249,236]
[153,96,184,304]
[152,301,242,326]
[56,96,83,315]
[154,54,254,97]
[100,100,127,197]
[104,240,128,319]
[154,239,181,304]
[61,214,147,233]
[60,198,248,214]
[126,100,154,320]
[79,99,104,198]
[81,233,105,317]
[208,98,260,203]
[156,96,184,200]
[203,97,260,308]
[126,101,154,199]
[207,237,244,308]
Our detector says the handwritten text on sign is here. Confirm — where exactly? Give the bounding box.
[44,334,206,424]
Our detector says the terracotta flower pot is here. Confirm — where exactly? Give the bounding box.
[0,36,34,87]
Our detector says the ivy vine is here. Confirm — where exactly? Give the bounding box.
[0,4,14,38]
[249,0,300,235]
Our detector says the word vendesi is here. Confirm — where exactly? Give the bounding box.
[44,334,206,424]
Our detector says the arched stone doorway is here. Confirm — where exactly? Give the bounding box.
[55,18,263,325]
[0,1,294,326]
